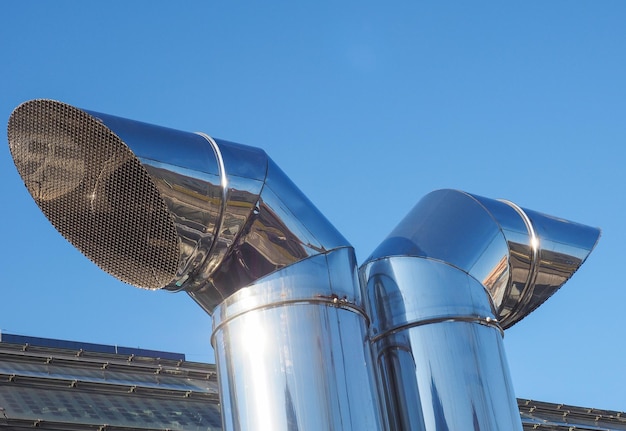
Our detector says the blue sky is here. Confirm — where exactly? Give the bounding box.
[1,1,625,412]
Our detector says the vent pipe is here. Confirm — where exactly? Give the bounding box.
[8,100,383,431]
[360,189,600,430]
[8,101,601,431]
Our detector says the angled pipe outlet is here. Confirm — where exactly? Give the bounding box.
[8,99,383,431]
[360,189,600,431]
[7,99,348,312]
[367,189,600,329]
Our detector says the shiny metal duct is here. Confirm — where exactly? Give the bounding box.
[8,99,383,431]
[360,189,600,431]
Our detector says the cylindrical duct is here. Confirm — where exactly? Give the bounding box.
[212,249,382,430]
[360,189,600,431]
[7,99,383,431]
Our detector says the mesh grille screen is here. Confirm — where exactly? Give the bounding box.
[8,100,180,289]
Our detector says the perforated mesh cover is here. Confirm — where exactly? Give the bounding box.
[8,100,180,289]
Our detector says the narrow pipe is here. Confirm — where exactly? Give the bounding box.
[360,189,600,431]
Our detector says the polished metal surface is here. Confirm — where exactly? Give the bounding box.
[8,101,603,431]
[212,249,383,431]
[7,99,381,431]
[367,189,601,328]
[362,257,520,431]
[361,189,600,431]
[364,257,497,342]
[7,99,349,312]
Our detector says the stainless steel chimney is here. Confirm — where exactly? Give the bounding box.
[7,99,383,431]
[8,100,601,431]
[360,189,600,430]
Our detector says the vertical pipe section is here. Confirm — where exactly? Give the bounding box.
[360,189,600,431]
[212,249,383,431]
[362,257,520,430]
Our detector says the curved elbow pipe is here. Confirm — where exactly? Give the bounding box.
[7,99,349,313]
[8,99,384,430]
[361,189,600,430]
[366,189,600,328]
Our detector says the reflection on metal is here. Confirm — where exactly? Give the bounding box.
[365,190,601,329]
[360,189,600,431]
[8,102,600,431]
[7,100,348,311]
[212,250,382,430]
[7,99,383,431]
